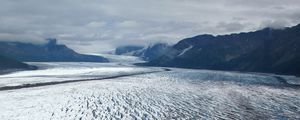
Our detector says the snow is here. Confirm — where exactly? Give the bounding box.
[0,62,300,119]
[178,45,193,56]
[0,62,160,88]
[88,53,144,63]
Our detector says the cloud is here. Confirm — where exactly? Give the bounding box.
[86,22,107,28]
[260,20,291,29]
[216,22,247,32]
[0,33,45,44]
[118,21,140,28]
[0,0,300,53]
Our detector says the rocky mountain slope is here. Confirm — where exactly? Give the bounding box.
[146,24,300,76]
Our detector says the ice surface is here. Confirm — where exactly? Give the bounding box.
[87,53,144,63]
[0,61,300,119]
[0,62,160,88]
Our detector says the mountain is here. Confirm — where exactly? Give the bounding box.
[145,24,300,76]
[0,39,108,62]
[0,54,36,73]
[114,43,171,61]
[134,43,171,61]
[115,45,144,55]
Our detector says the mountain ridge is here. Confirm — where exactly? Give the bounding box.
[144,24,300,76]
[0,39,109,62]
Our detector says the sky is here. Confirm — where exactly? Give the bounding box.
[0,0,300,53]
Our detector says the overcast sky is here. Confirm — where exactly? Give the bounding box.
[0,0,300,53]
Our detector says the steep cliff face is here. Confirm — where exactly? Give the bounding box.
[0,39,108,62]
[146,24,300,76]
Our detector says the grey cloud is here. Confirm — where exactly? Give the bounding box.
[0,33,45,44]
[260,19,292,29]
[0,0,300,53]
[216,22,247,32]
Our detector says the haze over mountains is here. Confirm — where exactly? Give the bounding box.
[115,43,171,61]
[0,38,108,71]
[143,24,300,76]
[1,23,300,76]
[0,39,108,62]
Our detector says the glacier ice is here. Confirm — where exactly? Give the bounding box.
[0,62,299,119]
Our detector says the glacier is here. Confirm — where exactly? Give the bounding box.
[0,55,299,119]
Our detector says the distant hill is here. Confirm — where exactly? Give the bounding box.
[145,24,300,76]
[0,54,36,72]
[0,39,108,62]
[115,45,144,55]
[115,43,171,61]
[134,43,171,61]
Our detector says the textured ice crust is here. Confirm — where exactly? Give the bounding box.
[0,62,158,87]
[0,63,299,119]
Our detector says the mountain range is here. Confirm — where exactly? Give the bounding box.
[0,39,108,62]
[144,24,300,76]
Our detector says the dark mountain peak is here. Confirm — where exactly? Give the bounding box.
[46,38,58,46]
[195,34,215,38]
[187,34,215,42]
[43,38,70,51]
